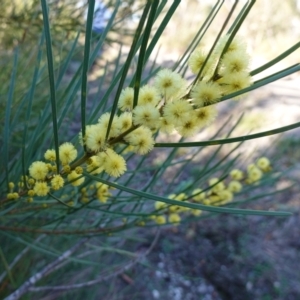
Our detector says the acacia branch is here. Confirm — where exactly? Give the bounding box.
[27,229,160,293]
[0,235,45,284]
[0,224,126,235]
[4,238,88,300]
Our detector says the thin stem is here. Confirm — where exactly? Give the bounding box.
[4,239,88,300]
[0,235,45,284]
[197,0,238,83]
[40,0,60,172]
[81,0,96,152]
[27,229,160,292]
[0,224,127,235]
[0,247,16,287]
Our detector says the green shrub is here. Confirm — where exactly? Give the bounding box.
[1,1,299,299]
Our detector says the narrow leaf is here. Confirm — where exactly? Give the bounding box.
[86,174,291,216]
[81,0,96,151]
[133,0,159,109]
[154,120,300,148]
[40,0,60,172]
[2,47,18,190]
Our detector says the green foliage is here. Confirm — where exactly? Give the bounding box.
[0,1,299,298]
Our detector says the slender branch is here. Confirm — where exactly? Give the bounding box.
[4,238,88,300]
[0,235,46,284]
[0,224,126,235]
[27,229,160,292]
[44,249,100,275]
[109,125,139,145]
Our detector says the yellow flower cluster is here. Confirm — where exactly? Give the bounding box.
[31,143,79,195]
[75,35,253,182]
[189,35,252,104]
[95,183,112,203]
[151,157,272,226]
[245,157,271,184]
[7,35,255,205]
[79,183,113,204]
[6,181,20,200]
[6,143,79,200]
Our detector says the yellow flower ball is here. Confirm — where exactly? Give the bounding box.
[247,163,256,172]
[85,124,106,152]
[8,192,19,200]
[168,205,181,213]
[159,117,174,134]
[154,69,186,99]
[247,167,263,182]
[34,181,50,196]
[209,195,221,205]
[163,99,192,127]
[98,113,120,138]
[175,193,186,201]
[256,157,271,172]
[217,189,233,203]
[7,193,15,200]
[97,187,111,203]
[230,169,243,181]
[102,149,127,178]
[118,87,134,111]
[191,209,202,216]
[124,126,154,155]
[28,189,35,197]
[155,215,166,225]
[29,161,49,180]
[192,188,206,202]
[133,104,160,128]
[44,149,56,161]
[59,142,77,165]
[168,213,181,224]
[75,167,83,174]
[202,199,211,205]
[215,35,247,56]
[155,201,166,210]
[138,85,160,106]
[209,178,225,193]
[68,171,85,186]
[97,193,109,203]
[220,49,250,75]
[218,71,252,95]
[86,156,104,175]
[193,106,218,129]
[227,181,242,193]
[188,49,207,75]
[51,174,64,190]
[118,112,133,132]
[191,81,221,107]
[28,178,35,186]
[79,125,96,146]
[176,117,199,137]
[62,165,71,174]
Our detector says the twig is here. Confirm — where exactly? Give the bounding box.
[0,224,126,235]
[27,229,160,292]
[45,249,100,275]
[0,235,45,284]
[4,238,88,300]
